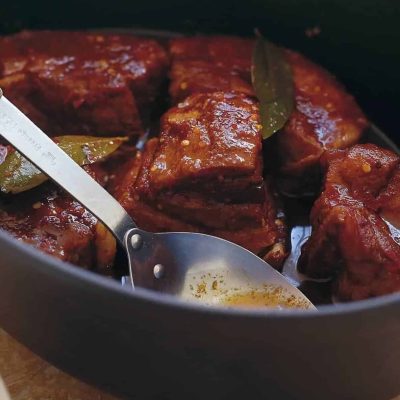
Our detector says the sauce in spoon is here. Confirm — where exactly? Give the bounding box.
[222,288,312,309]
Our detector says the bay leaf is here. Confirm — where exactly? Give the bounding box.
[251,36,294,139]
[0,135,127,194]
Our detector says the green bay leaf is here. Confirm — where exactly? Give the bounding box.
[251,36,294,139]
[0,135,128,194]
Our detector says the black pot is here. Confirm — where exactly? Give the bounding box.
[1,1,400,399]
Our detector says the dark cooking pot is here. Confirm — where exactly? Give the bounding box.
[1,1,400,399]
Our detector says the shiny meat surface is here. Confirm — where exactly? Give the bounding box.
[299,144,400,300]
[169,36,367,191]
[0,31,168,136]
[0,162,116,271]
[138,92,263,196]
[277,50,367,184]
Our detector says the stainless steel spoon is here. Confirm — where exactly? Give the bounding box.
[0,89,315,309]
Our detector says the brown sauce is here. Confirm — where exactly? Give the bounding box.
[221,288,312,310]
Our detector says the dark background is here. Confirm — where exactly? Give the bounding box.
[1,0,399,143]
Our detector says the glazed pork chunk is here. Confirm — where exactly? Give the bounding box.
[0,163,116,271]
[0,31,168,137]
[112,92,287,269]
[169,36,367,192]
[299,144,400,301]
[139,91,263,200]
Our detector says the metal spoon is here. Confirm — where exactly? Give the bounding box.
[0,89,315,309]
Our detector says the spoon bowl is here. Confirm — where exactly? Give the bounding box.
[125,229,315,308]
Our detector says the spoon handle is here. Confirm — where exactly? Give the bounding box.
[0,89,137,245]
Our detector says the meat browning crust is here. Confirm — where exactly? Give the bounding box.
[299,144,400,301]
[0,31,169,137]
[169,36,367,192]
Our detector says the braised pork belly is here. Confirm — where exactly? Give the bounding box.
[112,92,287,269]
[299,144,400,300]
[0,31,168,137]
[139,92,263,196]
[0,162,116,271]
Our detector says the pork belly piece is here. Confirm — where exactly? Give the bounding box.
[0,163,116,271]
[137,91,263,200]
[0,30,168,137]
[169,36,367,192]
[113,137,263,231]
[276,51,367,191]
[109,91,288,268]
[298,144,400,301]
[169,36,254,103]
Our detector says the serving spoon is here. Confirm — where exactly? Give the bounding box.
[0,88,315,309]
